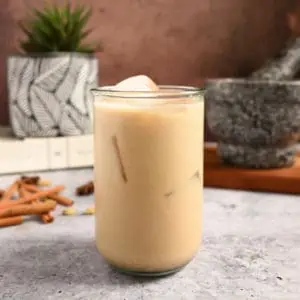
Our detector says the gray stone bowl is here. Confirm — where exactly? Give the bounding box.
[205,78,300,168]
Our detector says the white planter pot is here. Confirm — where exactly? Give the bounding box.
[7,53,98,137]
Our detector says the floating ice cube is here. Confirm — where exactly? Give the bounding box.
[115,75,159,92]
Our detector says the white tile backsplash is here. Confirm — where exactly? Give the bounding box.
[0,127,93,174]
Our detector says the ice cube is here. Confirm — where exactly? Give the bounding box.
[115,75,159,91]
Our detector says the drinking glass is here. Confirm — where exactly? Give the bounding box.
[91,86,204,276]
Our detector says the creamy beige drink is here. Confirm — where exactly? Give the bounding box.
[92,76,204,276]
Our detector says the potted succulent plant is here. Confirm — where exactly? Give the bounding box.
[7,3,100,137]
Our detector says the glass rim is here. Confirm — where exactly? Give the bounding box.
[91,85,204,99]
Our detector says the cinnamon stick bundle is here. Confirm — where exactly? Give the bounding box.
[0,200,56,218]
[0,175,81,228]
[0,185,65,209]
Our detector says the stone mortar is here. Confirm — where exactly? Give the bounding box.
[205,79,300,168]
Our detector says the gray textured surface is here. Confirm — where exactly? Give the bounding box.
[0,169,300,300]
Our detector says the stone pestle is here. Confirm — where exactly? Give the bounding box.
[251,37,300,80]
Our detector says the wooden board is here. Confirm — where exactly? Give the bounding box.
[204,145,300,194]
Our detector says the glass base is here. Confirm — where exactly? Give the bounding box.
[110,264,186,278]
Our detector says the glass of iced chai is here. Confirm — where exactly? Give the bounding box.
[91,75,204,277]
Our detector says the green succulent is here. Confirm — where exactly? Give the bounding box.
[19,2,101,53]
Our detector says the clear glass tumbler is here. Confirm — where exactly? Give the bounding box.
[91,86,204,277]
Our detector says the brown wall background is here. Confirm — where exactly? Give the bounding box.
[0,0,297,139]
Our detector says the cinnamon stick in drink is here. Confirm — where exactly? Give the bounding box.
[112,135,128,183]
[0,200,56,218]
[0,185,65,209]
[0,216,23,228]
[23,184,73,207]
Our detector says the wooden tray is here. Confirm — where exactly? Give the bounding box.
[204,145,300,194]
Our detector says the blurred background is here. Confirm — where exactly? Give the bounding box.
[0,0,299,140]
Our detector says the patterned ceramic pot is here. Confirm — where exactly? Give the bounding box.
[205,78,300,169]
[7,53,98,138]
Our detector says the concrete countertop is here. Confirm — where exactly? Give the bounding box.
[0,169,299,300]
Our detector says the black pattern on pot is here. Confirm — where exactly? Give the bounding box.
[205,79,300,168]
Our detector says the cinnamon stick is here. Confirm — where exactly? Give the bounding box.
[0,185,65,209]
[0,200,56,218]
[1,181,19,202]
[19,185,54,224]
[48,194,74,207]
[0,216,23,228]
[40,213,54,224]
[23,184,73,207]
